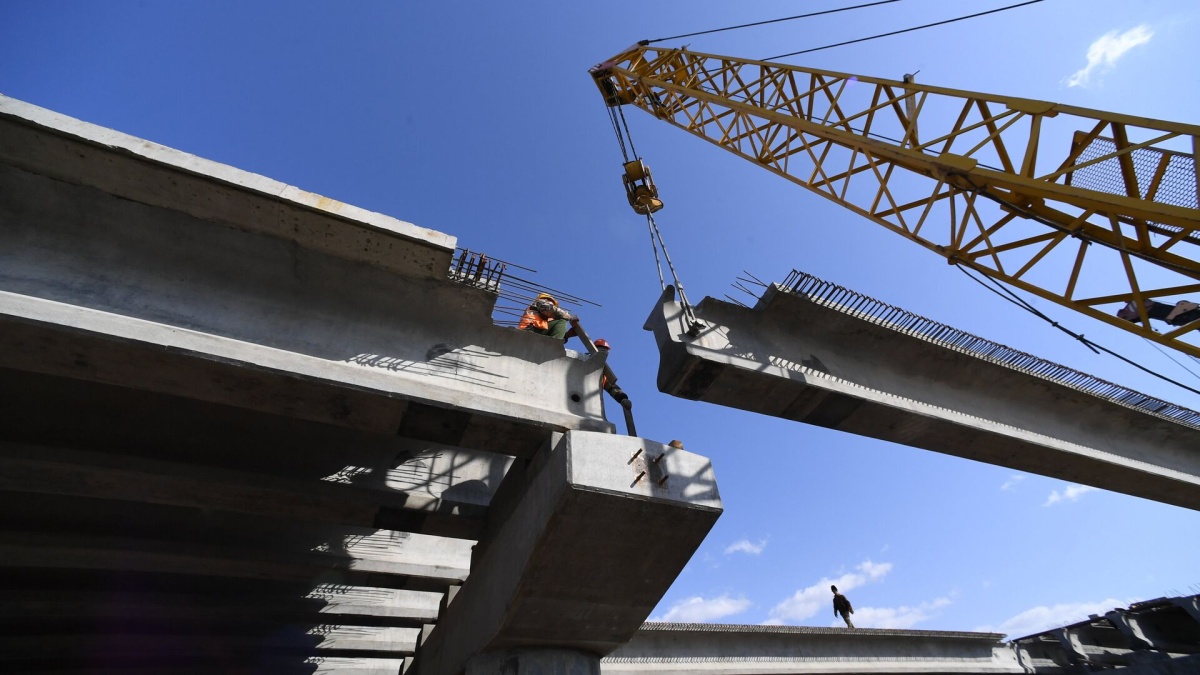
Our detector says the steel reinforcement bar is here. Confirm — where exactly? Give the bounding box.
[778,269,1200,430]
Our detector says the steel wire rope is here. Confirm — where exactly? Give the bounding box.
[606,104,630,163]
[955,264,1200,397]
[646,214,667,290]
[644,0,902,44]
[765,0,1045,60]
[646,211,700,326]
[1143,337,1200,383]
[617,104,641,161]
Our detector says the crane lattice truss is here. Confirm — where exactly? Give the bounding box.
[592,45,1200,358]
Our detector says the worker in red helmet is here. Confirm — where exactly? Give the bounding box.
[594,338,631,410]
[518,293,577,342]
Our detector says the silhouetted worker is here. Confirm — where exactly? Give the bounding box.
[832,585,855,628]
[1117,299,1200,327]
[594,338,631,409]
[519,293,577,343]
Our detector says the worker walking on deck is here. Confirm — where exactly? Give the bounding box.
[519,293,577,342]
[832,585,855,629]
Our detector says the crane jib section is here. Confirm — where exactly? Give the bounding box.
[591,45,1200,358]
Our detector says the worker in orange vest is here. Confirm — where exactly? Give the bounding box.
[518,293,577,342]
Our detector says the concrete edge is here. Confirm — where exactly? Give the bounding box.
[0,93,456,253]
[634,622,1008,641]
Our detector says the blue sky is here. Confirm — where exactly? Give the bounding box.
[3,1,1198,638]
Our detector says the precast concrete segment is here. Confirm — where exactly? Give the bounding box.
[0,587,443,624]
[1,368,514,513]
[602,623,1024,674]
[1,91,618,454]
[1012,593,1200,672]
[0,527,473,586]
[647,287,1200,510]
[0,442,487,539]
[0,291,614,455]
[0,628,420,658]
[413,431,722,675]
[0,94,455,278]
[468,648,601,675]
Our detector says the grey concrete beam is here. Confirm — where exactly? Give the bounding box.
[468,648,600,675]
[1,92,621,454]
[1012,594,1200,672]
[0,291,613,456]
[0,586,441,625]
[0,660,408,675]
[1,368,514,510]
[0,442,486,540]
[647,287,1200,510]
[0,529,472,586]
[0,94,454,279]
[413,431,722,675]
[602,623,1023,674]
[0,628,419,658]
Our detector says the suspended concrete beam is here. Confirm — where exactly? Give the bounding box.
[647,284,1200,510]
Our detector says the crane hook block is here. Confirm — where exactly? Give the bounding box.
[622,159,664,215]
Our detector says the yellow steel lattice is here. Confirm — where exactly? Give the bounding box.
[592,45,1200,357]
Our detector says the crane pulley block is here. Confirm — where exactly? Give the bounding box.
[623,159,664,215]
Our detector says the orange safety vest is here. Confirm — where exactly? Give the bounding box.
[518,309,549,332]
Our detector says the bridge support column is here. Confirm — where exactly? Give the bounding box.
[411,431,722,675]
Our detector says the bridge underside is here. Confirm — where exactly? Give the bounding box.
[646,281,1200,511]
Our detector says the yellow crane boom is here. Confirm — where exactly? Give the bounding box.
[591,44,1200,358]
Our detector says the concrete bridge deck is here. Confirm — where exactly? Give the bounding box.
[646,275,1200,511]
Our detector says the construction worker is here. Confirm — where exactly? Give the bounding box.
[832,585,855,629]
[519,293,577,342]
[595,339,631,409]
[1117,299,1200,327]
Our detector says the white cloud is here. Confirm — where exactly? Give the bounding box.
[976,598,1127,637]
[1001,474,1025,491]
[1065,25,1153,88]
[859,560,892,580]
[852,596,952,630]
[724,538,767,555]
[766,560,893,624]
[653,594,752,623]
[1044,484,1097,506]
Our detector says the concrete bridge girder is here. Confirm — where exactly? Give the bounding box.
[646,286,1200,510]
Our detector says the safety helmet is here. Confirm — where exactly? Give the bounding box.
[536,292,558,306]
[594,339,610,350]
